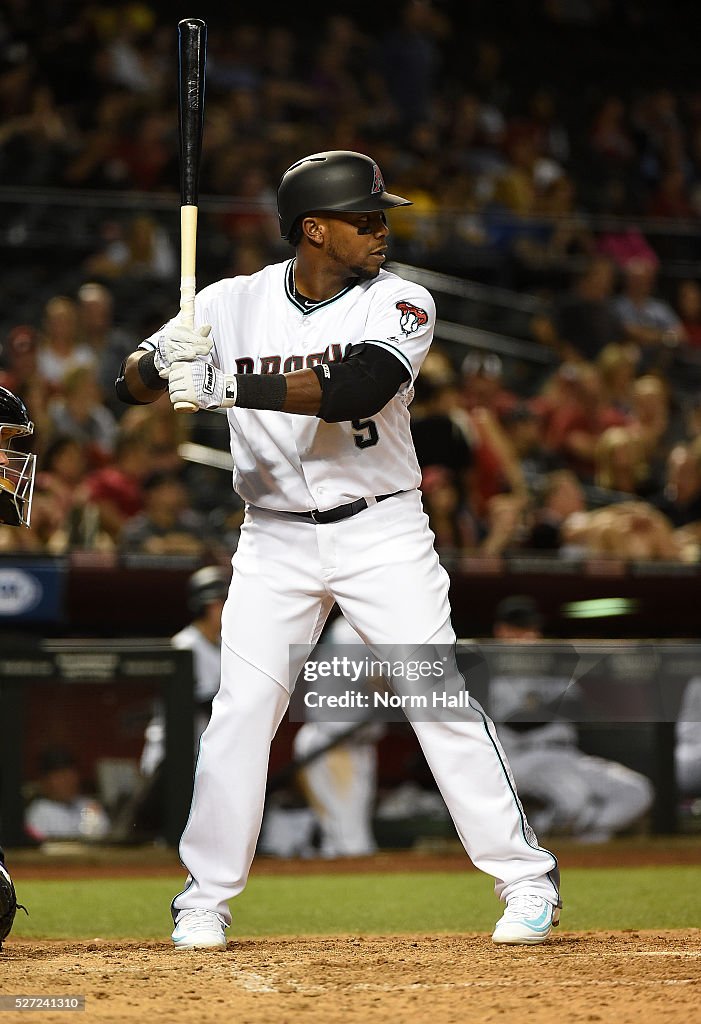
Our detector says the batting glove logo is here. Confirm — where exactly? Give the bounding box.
[203,364,216,395]
[396,301,429,335]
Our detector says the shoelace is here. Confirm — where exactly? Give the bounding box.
[504,895,548,919]
[177,910,225,932]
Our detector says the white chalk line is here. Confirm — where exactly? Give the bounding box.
[233,975,698,996]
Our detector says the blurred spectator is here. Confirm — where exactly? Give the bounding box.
[0,325,40,396]
[25,748,111,842]
[0,77,75,187]
[593,425,655,499]
[102,5,163,95]
[538,256,623,362]
[646,166,697,221]
[466,404,528,525]
[216,166,279,246]
[538,362,629,481]
[492,133,540,217]
[32,435,110,551]
[460,351,518,419]
[515,475,691,566]
[479,491,530,556]
[674,279,701,348]
[420,464,476,553]
[0,326,52,447]
[628,374,685,490]
[117,401,190,476]
[119,468,212,558]
[76,282,135,408]
[653,440,701,528]
[588,95,636,169]
[594,180,660,267]
[410,351,474,491]
[110,109,173,190]
[596,342,638,414]
[85,431,152,542]
[562,500,686,562]
[84,213,176,282]
[380,0,448,128]
[524,469,587,553]
[37,296,96,392]
[612,258,687,352]
[412,349,524,526]
[509,173,596,290]
[46,365,117,468]
[501,403,559,491]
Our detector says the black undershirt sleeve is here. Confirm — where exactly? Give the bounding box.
[311,343,410,423]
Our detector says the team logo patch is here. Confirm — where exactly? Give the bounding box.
[371,163,384,194]
[396,301,428,335]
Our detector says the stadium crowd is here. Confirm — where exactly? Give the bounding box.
[2,0,701,563]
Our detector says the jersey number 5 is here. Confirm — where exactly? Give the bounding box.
[351,418,379,449]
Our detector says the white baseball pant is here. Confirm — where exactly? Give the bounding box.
[172,490,560,924]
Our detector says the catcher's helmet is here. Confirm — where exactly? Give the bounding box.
[187,565,229,618]
[0,385,35,528]
[277,150,411,241]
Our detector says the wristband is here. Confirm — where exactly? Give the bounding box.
[137,350,168,392]
[234,373,287,412]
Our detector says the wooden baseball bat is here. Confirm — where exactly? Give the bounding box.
[176,17,207,412]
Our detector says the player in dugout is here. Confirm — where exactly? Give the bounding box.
[116,150,562,950]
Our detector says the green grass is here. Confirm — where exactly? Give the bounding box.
[11,867,701,941]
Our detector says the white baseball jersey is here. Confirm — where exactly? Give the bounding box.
[141,259,435,512]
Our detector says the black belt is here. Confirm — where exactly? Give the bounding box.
[275,491,402,524]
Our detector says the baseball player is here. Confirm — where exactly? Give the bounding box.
[0,387,35,946]
[0,846,25,951]
[0,385,36,528]
[140,565,228,777]
[292,614,384,858]
[489,596,654,843]
[116,150,561,948]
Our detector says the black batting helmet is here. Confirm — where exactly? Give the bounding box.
[277,150,412,241]
[0,385,35,528]
[187,565,229,618]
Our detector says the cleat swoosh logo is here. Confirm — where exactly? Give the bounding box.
[522,905,553,931]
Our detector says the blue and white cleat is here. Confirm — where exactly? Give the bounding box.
[492,894,560,945]
[172,909,228,950]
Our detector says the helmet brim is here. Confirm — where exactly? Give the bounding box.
[282,193,412,239]
[320,191,413,214]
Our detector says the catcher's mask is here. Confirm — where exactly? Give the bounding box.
[0,386,36,528]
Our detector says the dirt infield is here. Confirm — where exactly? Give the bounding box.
[3,930,700,1024]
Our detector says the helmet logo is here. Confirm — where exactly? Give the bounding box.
[371,163,384,194]
[396,301,428,335]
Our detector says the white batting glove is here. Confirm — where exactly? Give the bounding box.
[154,323,213,379]
[169,360,238,412]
